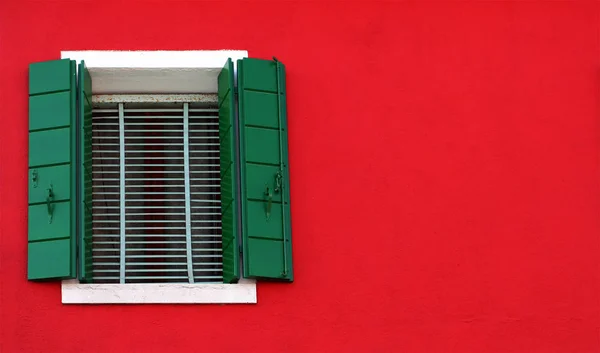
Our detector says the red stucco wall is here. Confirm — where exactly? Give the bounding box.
[1,1,600,352]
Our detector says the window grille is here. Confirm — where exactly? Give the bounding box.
[91,102,223,283]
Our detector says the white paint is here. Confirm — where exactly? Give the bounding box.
[62,279,257,304]
[61,50,247,94]
[60,50,252,304]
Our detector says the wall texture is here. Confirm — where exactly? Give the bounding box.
[1,1,599,352]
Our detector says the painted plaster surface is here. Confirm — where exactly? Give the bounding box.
[1,1,599,352]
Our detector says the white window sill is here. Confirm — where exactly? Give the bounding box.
[61,279,256,304]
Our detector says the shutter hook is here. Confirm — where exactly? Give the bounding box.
[47,185,55,224]
[264,185,273,220]
[274,171,282,193]
[32,169,38,188]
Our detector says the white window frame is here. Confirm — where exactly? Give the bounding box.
[60,50,256,304]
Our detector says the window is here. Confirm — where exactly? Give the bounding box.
[27,51,293,303]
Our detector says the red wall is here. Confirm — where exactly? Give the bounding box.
[1,1,599,352]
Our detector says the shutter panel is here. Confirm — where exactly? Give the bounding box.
[28,59,77,280]
[218,58,240,283]
[238,58,293,281]
[78,61,93,282]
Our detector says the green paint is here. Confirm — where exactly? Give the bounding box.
[218,58,240,283]
[78,61,93,283]
[238,58,293,282]
[28,59,77,280]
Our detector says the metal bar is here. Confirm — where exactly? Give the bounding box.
[125,130,184,133]
[124,137,185,140]
[125,115,216,118]
[92,109,119,113]
[118,103,127,284]
[123,109,184,112]
[183,103,195,284]
[93,276,221,280]
[123,123,184,126]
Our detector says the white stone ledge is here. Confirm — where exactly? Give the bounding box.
[61,279,257,304]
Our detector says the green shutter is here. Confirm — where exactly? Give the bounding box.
[78,61,93,282]
[238,58,293,282]
[28,59,77,280]
[218,58,240,283]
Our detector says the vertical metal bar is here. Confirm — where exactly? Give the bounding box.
[183,103,195,283]
[118,103,126,284]
[274,59,288,277]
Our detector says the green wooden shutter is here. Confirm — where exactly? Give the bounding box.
[78,61,93,282]
[28,59,77,280]
[218,58,240,283]
[238,58,293,282]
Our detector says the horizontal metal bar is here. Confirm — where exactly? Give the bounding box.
[123,109,184,112]
[94,205,199,209]
[125,206,186,209]
[122,269,197,272]
[93,242,221,248]
[123,192,185,196]
[124,178,186,181]
[123,227,186,230]
[124,130,183,133]
[126,263,191,266]
[121,235,188,238]
[93,109,119,113]
[125,199,186,202]
[124,143,185,146]
[124,136,184,140]
[125,186,185,189]
[121,213,202,216]
[97,264,220,269]
[92,276,222,280]
[124,171,184,174]
[116,235,221,238]
[124,220,186,223]
[95,255,222,260]
[124,162,219,168]
[120,221,219,225]
[124,123,184,126]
